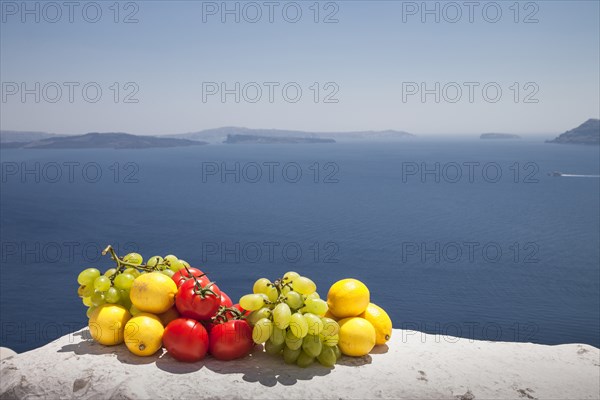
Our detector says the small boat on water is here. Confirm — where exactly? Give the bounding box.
[548,171,563,177]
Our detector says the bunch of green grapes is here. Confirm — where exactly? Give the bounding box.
[239,271,341,368]
[76,247,190,318]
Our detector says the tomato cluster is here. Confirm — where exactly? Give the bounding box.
[163,267,253,362]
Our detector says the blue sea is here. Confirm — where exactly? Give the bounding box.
[1,140,599,353]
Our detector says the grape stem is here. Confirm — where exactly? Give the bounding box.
[102,245,161,284]
[269,279,293,303]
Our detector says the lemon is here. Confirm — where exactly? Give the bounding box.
[360,303,392,345]
[130,272,177,314]
[338,317,376,356]
[327,278,370,318]
[88,304,131,345]
[124,313,164,356]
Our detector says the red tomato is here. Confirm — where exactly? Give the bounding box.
[220,292,233,308]
[163,318,209,362]
[209,320,253,361]
[172,267,207,288]
[175,279,222,321]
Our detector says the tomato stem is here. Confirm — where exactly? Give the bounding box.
[193,281,218,298]
[211,305,245,324]
[180,265,216,298]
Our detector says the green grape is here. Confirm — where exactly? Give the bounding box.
[246,307,272,326]
[104,268,117,277]
[123,268,140,278]
[79,284,95,297]
[270,327,286,346]
[257,293,270,303]
[285,330,303,350]
[119,289,132,309]
[105,287,120,304]
[321,317,340,336]
[289,313,308,338]
[266,286,279,302]
[317,345,336,367]
[296,351,315,368]
[161,269,175,278]
[82,296,93,307]
[251,279,278,302]
[321,317,339,335]
[283,345,302,364]
[272,303,291,329]
[284,291,304,310]
[304,298,328,316]
[264,339,284,355]
[306,292,320,300]
[304,313,324,335]
[282,271,300,283]
[252,318,273,344]
[164,254,178,262]
[281,285,292,295]
[114,273,135,290]
[169,262,183,272]
[77,268,100,285]
[320,322,340,345]
[302,334,322,357]
[86,306,97,318]
[146,256,164,268]
[164,255,183,272]
[292,276,316,295]
[253,278,272,294]
[93,276,111,292]
[321,334,339,347]
[332,345,342,360]
[123,252,143,265]
[91,291,105,307]
[130,304,142,316]
[240,294,265,311]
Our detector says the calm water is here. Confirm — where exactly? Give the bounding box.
[1,140,599,352]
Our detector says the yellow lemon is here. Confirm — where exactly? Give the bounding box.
[338,317,376,356]
[89,304,131,346]
[327,278,370,318]
[124,313,164,356]
[130,272,177,314]
[359,303,392,345]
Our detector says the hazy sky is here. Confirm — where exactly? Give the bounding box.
[1,0,599,135]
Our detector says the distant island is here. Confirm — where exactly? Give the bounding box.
[224,134,335,144]
[0,130,61,143]
[166,127,414,144]
[0,132,207,149]
[480,133,521,140]
[1,127,415,148]
[546,119,599,145]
